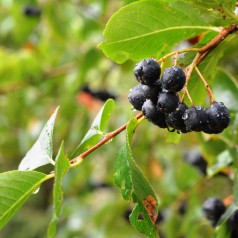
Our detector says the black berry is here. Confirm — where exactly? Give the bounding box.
[142,100,167,128]
[128,84,147,110]
[23,6,41,17]
[183,106,208,132]
[206,102,230,133]
[228,210,238,237]
[157,90,179,113]
[184,148,207,175]
[166,102,188,132]
[134,59,161,85]
[141,84,162,102]
[178,200,187,216]
[202,198,226,226]
[128,84,161,110]
[161,66,186,92]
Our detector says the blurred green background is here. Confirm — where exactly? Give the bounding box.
[0,1,238,237]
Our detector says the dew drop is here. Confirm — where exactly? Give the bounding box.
[106,138,113,144]
[182,113,188,120]
[196,106,202,110]
[33,187,40,194]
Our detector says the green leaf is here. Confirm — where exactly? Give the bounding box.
[71,99,114,158]
[165,130,182,144]
[207,149,236,177]
[114,118,159,237]
[213,68,238,112]
[0,170,47,229]
[48,142,70,238]
[18,107,59,171]
[218,0,237,11]
[99,0,225,63]
[181,0,237,13]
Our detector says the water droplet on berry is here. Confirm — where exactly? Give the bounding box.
[182,113,188,120]
[196,106,202,110]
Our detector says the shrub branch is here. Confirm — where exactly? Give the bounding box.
[58,24,238,171]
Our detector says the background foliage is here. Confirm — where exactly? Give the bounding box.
[0,0,238,237]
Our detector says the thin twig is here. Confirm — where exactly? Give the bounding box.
[181,52,201,102]
[71,112,144,164]
[157,48,201,63]
[195,66,216,104]
[197,24,238,65]
[173,51,179,66]
[185,88,194,106]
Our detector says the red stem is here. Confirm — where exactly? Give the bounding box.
[72,112,143,162]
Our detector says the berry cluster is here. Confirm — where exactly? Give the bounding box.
[128,58,230,134]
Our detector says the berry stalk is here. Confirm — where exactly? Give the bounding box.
[195,66,216,104]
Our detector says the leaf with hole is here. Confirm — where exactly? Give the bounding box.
[114,118,159,237]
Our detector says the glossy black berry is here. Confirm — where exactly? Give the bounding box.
[142,100,167,128]
[128,83,161,110]
[128,85,147,111]
[134,59,161,85]
[206,102,230,133]
[161,66,186,92]
[184,148,207,175]
[166,102,188,132]
[23,6,41,17]
[141,84,162,102]
[157,90,179,113]
[202,198,226,226]
[183,106,208,132]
